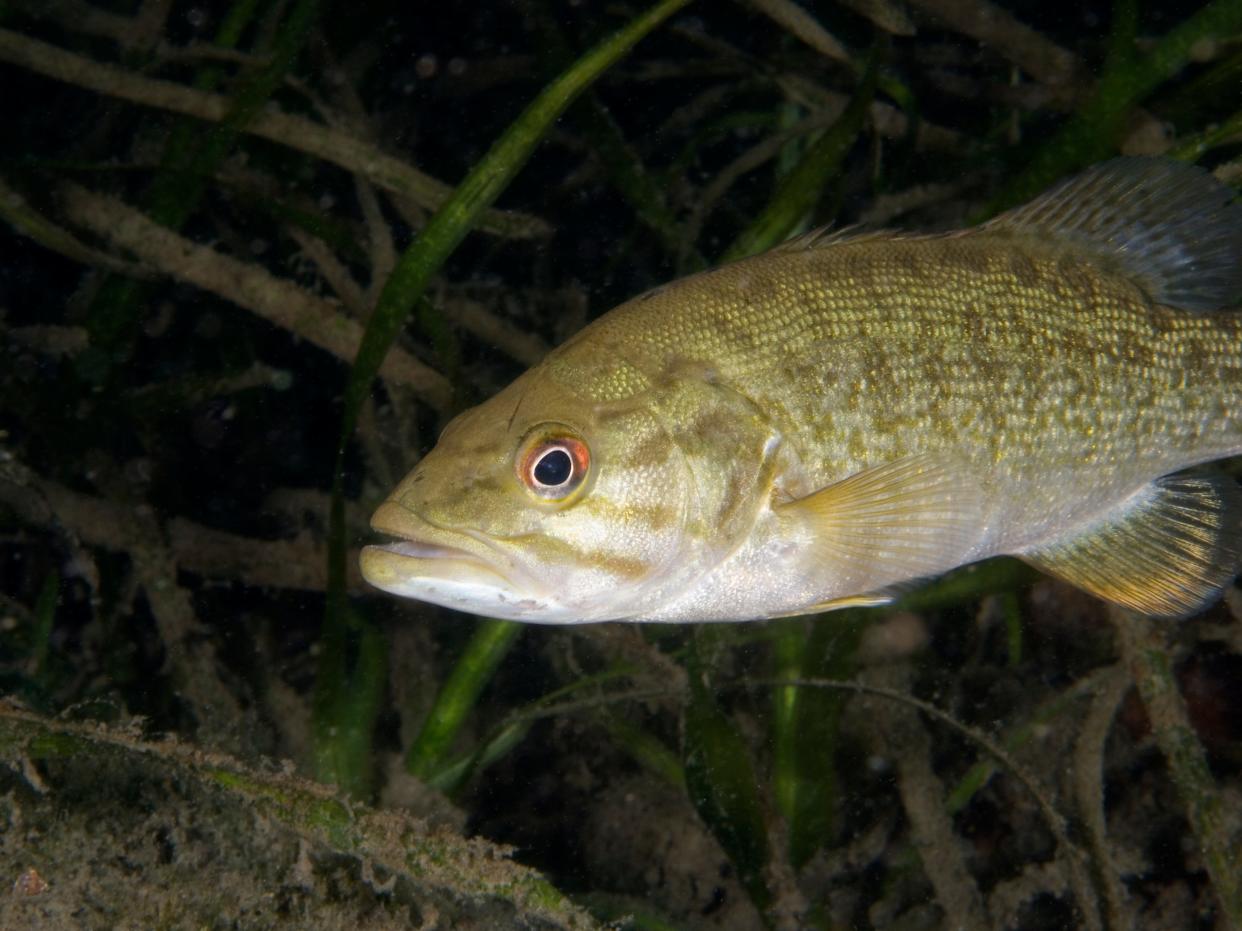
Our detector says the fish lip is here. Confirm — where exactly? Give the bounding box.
[360,502,577,620]
[363,501,513,584]
[365,537,507,577]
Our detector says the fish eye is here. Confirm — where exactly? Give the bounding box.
[533,448,572,486]
[517,430,591,503]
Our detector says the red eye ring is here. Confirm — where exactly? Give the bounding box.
[517,432,591,502]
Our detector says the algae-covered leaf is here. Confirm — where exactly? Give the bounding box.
[683,658,772,913]
[317,0,694,793]
[772,612,867,868]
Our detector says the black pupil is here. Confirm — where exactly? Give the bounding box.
[533,448,573,487]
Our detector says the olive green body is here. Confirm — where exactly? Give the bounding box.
[555,230,1242,546]
[361,158,1242,623]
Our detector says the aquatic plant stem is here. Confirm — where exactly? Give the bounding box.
[0,700,599,930]
[424,667,664,792]
[313,605,387,798]
[86,0,321,361]
[721,52,878,262]
[600,712,685,789]
[1112,608,1242,927]
[944,665,1113,815]
[772,613,864,868]
[140,0,266,226]
[871,664,989,929]
[31,571,58,684]
[904,0,1081,85]
[0,28,547,240]
[1170,107,1242,161]
[1072,664,1133,931]
[896,557,1037,613]
[989,0,1242,212]
[405,618,523,780]
[683,637,772,915]
[756,675,1101,930]
[316,0,694,793]
[771,622,804,835]
[335,0,695,445]
[528,7,696,266]
[0,174,150,276]
[58,183,451,407]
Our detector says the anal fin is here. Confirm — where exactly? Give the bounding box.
[1022,473,1242,617]
[772,593,896,618]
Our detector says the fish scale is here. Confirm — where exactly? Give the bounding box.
[559,235,1242,498]
[362,158,1242,623]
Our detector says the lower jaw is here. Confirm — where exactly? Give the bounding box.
[358,546,598,623]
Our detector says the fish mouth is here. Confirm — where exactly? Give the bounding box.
[360,502,556,620]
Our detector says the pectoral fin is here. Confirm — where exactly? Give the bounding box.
[777,453,985,597]
[1023,473,1242,617]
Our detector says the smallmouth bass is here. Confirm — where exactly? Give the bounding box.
[361,158,1242,623]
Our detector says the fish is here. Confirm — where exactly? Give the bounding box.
[360,157,1242,623]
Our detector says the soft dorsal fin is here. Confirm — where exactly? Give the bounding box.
[983,157,1242,312]
[764,225,902,256]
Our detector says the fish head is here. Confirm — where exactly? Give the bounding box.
[360,367,694,622]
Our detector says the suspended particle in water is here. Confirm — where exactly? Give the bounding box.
[416,54,438,79]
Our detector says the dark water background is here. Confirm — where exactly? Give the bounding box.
[1,1,1240,928]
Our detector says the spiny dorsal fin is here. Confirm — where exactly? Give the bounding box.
[983,157,1242,312]
[1022,472,1242,618]
[776,453,985,597]
[765,225,904,256]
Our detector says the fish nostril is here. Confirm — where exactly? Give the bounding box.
[396,486,426,512]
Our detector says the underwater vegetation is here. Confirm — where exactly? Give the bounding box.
[1,0,1241,929]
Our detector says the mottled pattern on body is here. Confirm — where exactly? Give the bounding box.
[552,232,1242,553]
[361,158,1242,623]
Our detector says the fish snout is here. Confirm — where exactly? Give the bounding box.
[360,500,572,621]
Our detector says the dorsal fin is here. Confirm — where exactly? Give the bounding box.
[983,157,1242,312]
[764,225,904,256]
